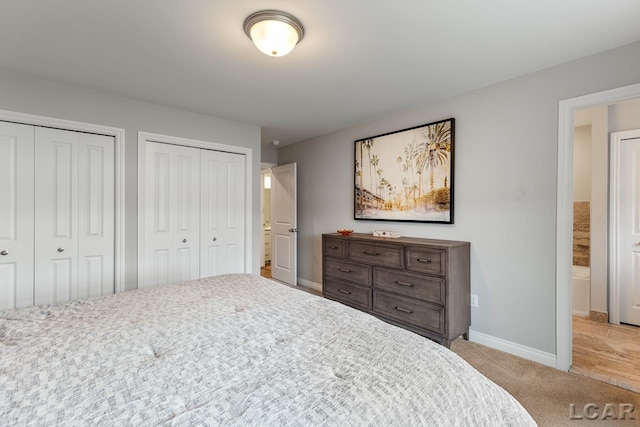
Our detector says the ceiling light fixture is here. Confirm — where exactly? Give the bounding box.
[243,10,304,57]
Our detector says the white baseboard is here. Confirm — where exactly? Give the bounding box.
[469,329,557,368]
[297,277,322,292]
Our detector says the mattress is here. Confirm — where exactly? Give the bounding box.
[0,274,536,426]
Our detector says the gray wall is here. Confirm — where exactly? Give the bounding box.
[0,69,261,290]
[278,41,640,355]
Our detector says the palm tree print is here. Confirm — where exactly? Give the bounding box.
[355,118,453,222]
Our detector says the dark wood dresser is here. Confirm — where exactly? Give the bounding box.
[322,233,470,347]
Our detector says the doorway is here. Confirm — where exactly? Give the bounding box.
[260,166,274,279]
[568,109,640,391]
[557,83,640,374]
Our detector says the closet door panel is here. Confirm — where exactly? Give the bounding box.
[78,133,115,298]
[153,249,171,287]
[174,149,200,282]
[144,143,174,287]
[177,247,193,283]
[81,255,105,299]
[143,142,200,287]
[200,155,222,277]
[52,258,74,303]
[34,128,79,305]
[200,150,245,277]
[225,155,245,273]
[205,246,223,278]
[0,122,34,310]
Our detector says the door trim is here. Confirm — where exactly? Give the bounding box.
[137,131,253,287]
[556,82,640,371]
[0,109,126,294]
[609,129,640,325]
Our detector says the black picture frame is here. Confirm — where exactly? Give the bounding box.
[354,118,455,224]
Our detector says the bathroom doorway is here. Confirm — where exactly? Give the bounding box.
[569,101,640,392]
[260,167,273,279]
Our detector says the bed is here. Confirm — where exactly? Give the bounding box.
[1,274,535,426]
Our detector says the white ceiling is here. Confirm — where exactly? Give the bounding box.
[1,1,640,149]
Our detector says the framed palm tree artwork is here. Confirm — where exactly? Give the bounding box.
[354,118,455,223]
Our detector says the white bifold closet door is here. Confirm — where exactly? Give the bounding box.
[0,122,35,310]
[34,127,115,305]
[0,123,115,310]
[142,141,245,288]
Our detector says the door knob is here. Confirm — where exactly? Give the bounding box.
[288,228,298,233]
[57,247,64,253]
[182,239,187,243]
[0,250,8,256]
[212,237,217,241]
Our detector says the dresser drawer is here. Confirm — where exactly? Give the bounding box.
[348,242,403,268]
[373,267,445,305]
[406,247,446,276]
[325,258,372,285]
[324,238,345,258]
[324,278,372,310]
[373,292,444,334]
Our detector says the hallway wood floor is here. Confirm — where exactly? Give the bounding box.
[571,316,640,393]
[260,263,271,279]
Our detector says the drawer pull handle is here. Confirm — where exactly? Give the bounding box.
[395,306,413,314]
[363,251,380,256]
[417,258,432,264]
[337,268,352,273]
[338,289,351,295]
[395,280,415,288]
[329,246,339,249]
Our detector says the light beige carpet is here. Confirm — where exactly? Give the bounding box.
[451,339,640,426]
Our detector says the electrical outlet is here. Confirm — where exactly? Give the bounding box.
[470,293,478,308]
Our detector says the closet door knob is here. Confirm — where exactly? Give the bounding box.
[182,239,187,243]
[0,250,8,256]
[212,237,217,241]
[57,247,64,253]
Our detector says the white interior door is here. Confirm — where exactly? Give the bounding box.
[34,128,115,305]
[618,132,640,326]
[200,150,246,277]
[271,163,297,285]
[0,122,34,310]
[143,141,200,287]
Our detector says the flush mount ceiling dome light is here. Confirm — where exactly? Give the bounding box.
[243,10,304,57]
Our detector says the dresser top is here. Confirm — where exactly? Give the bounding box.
[323,233,469,248]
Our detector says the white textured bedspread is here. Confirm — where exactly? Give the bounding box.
[1,274,535,426]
